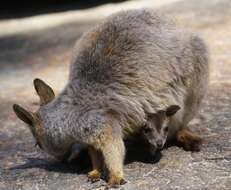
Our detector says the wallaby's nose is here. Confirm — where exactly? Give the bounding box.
[156,140,163,149]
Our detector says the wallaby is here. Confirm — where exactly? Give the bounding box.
[13,9,209,187]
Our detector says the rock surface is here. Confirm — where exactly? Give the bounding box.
[0,0,231,189]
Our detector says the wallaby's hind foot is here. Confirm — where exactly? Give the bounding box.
[87,170,101,183]
[176,128,202,152]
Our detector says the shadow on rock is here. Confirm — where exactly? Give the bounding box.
[9,140,162,175]
[9,149,91,174]
[125,139,162,164]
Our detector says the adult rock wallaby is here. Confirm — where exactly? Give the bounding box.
[13,9,209,187]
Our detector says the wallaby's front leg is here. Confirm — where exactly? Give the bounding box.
[176,128,202,152]
[88,147,103,183]
[101,136,126,187]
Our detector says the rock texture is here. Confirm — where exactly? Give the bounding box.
[0,0,230,189]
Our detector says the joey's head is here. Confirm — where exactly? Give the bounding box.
[142,105,181,155]
[13,79,71,161]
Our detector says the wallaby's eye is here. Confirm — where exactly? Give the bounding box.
[164,126,169,133]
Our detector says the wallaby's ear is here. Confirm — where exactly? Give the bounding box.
[13,104,35,126]
[33,78,55,105]
[166,105,181,117]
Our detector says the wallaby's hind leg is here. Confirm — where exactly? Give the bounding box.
[176,128,202,152]
[88,147,103,183]
[101,135,126,187]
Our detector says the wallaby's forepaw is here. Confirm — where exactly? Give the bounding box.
[107,175,127,188]
[87,170,101,183]
[176,128,202,152]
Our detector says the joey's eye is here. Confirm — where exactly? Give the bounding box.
[143,127,152,134]
[164,126,169,133]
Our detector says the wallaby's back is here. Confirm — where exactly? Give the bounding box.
[67,9,208,137]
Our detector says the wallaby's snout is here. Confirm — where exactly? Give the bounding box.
[13,78,58,155]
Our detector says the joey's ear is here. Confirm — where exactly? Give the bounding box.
[147,110,165,119]
[146,112,156,119]
[33,78,55,105]
[166,105,181,117]
[13,104,35,126]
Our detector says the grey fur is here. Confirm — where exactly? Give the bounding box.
[13,9,209,184]
[39,8,208,150]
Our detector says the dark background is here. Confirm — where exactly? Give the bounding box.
[0,0,127,19]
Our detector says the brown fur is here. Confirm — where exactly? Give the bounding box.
[176,128,202,151]
[87,147,103,182]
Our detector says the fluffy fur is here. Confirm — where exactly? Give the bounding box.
[13,9,209,186]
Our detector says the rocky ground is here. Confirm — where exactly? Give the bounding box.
[0,0,230,189]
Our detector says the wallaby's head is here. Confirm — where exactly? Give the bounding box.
[142,105,180,155]
[13,79,71,160]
